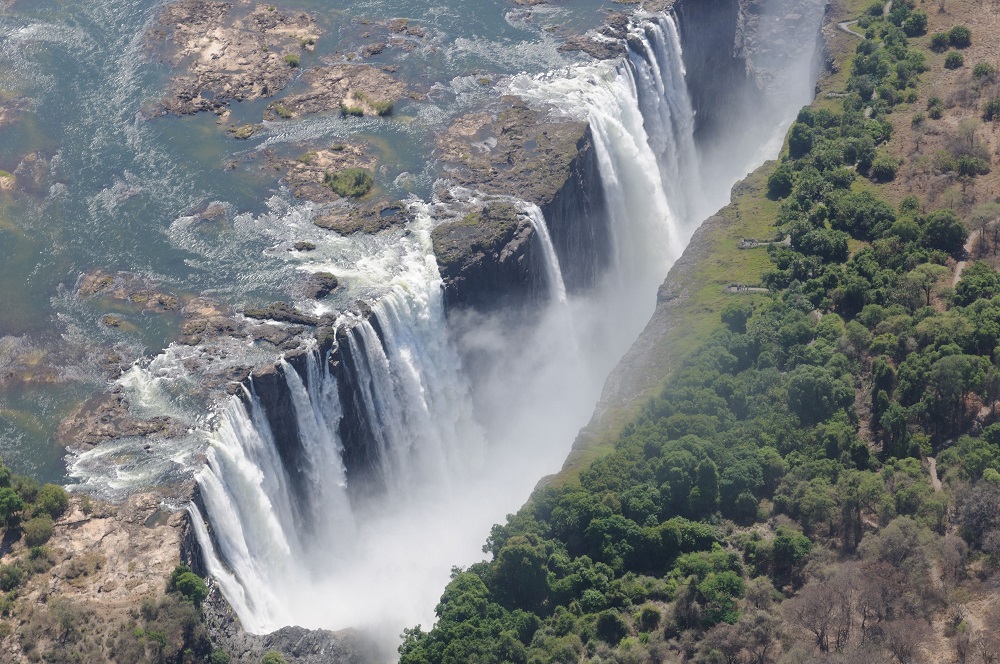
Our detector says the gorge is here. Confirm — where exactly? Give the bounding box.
[0,0,829,659]
[182,0,827,653]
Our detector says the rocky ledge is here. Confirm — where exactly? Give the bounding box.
[151,0,320,115]
[436,96,610,302]
[431,200,547,311]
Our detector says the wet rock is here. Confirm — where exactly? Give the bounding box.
[313,202,411,235]
[250,323,304,348]
[301,272,339,299]
[178,315,244,345]
[151,0,321,115]
[292,241,316,251]
[0,96,29,129]
[263,64,406,120]
[558,34,626,60]
[431,201,546,310]
[243,302,319,325]
[76,270,180,314]
[55,393,184,450]
[198,583,380,664]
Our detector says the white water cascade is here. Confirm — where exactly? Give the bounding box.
[523,202,567,303]
[190,8,809,652]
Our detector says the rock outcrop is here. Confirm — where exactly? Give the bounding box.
[431,201,546,311]
[151,0,320,115]
[264,64,407,120]
[436,97,610,306]
[0,493,189,662]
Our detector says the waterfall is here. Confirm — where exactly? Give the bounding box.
[194,207,488,634]
[627,15,703,224]
[192,9,740,644]
[523,203,567,303]
[507,13,698,301]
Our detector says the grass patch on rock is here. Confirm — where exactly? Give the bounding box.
[323,167,373,198]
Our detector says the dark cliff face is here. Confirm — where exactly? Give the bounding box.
[435,101,612,313]
[674,0,763,146]
[539,126,611,293]
[327,320,387,499]
[432,201,549,312]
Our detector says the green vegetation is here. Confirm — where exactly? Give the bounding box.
[340,92,394,117]
[324,167,374,198]
[272,104,292,119]
[283,53,300,68]
[339,100,365,117]
[945,51,964,70]
[401,11,1000,664]
[262,651,286,664]
[973,63,996,79]
[229,124,256,140]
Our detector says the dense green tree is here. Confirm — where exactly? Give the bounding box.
[921,209,968,255]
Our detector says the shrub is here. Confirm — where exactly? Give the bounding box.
[984,99,1000,121]
[210,650,232,664]
[921,209,968,254]
[902,10,927,36]
[0,565,23,592]
[973,63,996,79]
[169,565,209,607]
[945,52,964,70]
[637,605,661,632]
[595,610,629,644]
[22,514,53,547]
[339,100,364,117]
[788,122,814,159]
[930,32,950,53]
[283,53,300,68]
[32,484,68,519]
[956,155,990,177]
[766,165,793,199]
[949,26,972,48]
[262,652,286,664]
[928,96,945,119]
[870,155,900,182]
[323,168,374,198]
[0,487,24,526]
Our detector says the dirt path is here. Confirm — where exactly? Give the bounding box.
[839,2,892,38]
[928,456,943,492]
[837,20,865,37]
[952,230,981,286]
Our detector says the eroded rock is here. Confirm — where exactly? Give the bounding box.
[151,0,320,115]
[264,64,407,120]
[431,201,546,310]
[55,393,184,450]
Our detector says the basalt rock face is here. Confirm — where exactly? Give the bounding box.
[431,201,547,311]
[674,0,759,146]
[436,98,611,312]
[233,304,387,501]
